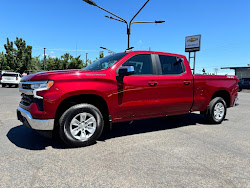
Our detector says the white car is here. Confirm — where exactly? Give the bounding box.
[1,72,22,88]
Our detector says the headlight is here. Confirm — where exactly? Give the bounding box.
[30,80,54,90]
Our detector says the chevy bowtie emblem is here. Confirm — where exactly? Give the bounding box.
[188,38,198,42]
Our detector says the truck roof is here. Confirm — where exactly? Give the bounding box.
[126,50,186,59]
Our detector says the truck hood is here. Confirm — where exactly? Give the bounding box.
[21,69,89,82]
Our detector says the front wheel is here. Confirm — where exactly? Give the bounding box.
[59,103,104,147]
[2,84,6,87]
[205,97,227,124]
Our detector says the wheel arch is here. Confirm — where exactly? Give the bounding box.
[211,90,231,107]
[54,94,110,128]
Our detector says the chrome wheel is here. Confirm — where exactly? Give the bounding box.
[213,102,225,121]
[69,112,97,141]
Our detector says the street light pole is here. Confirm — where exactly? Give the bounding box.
[44,48,46,70]
[100,47,115,54]
[82,0,165,49]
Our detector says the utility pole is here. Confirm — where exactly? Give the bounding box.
[86,53,88,66]
[44,48,46,70]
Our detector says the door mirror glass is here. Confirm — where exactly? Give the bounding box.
[118,66,135,76]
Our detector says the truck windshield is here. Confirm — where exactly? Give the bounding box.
[83,53,127,71]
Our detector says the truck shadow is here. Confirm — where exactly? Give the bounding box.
[99,113,226,141]
[7,113,227,150]
[7,125,65,150]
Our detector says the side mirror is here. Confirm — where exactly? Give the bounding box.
[118,66,135,76]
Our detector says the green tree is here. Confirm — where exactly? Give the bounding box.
[68,56,84,69]
[3,37,36,73]
[4,38,16,71]
[0,52,10,70]
[61,53,73,70]
[14,37,33,73]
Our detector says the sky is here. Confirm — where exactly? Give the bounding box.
[0,0,250,74]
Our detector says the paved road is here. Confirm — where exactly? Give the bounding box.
[0,87,249,188]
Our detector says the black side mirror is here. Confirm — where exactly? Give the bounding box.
[118,66,135,76]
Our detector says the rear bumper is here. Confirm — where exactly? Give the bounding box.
[17,106,54,131]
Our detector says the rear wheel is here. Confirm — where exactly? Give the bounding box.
[205,97,227,124]
[59,103,104,147]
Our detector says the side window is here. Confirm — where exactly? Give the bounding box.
[122,54,153,75]
[159,55,185,75]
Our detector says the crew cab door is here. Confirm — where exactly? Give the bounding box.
[156,54,193,115]
[112,54,160,120]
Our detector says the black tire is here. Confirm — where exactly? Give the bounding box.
[59,103,104,147]
[15,84,19,88]
[205,97,227,124]
[2,84,6,87]
[238,88,242,92]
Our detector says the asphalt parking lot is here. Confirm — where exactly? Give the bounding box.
[0,87,249,188]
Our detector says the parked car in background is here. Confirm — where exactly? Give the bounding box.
[1,72,22,87]
[238,78,250,91]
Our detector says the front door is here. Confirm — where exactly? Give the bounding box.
[112,54,160,120]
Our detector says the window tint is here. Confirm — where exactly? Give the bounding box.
[122,54,153,75]
[2,73,18,77]
[159,55,184,75]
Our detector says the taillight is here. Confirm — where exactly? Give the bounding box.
[16,77,18,80]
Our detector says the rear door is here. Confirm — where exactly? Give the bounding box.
[156,54,193,115]
[112,53,160,119]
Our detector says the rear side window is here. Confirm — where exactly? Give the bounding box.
[122,54,153,75]
[159,55,185,75]
[2,73,18,77]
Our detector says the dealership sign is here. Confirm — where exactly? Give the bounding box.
[185,35,201,52]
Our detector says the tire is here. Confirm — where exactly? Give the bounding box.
[59,103,104,147]
[206,97,227,124]
[238,88,242,92]
[15,84,19,88]
[2,84,6,87]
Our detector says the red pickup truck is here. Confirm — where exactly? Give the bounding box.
[17,51,238,147]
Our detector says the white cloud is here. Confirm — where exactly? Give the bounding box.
[137,40,143,44]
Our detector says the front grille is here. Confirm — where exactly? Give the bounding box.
[20,94,44,111]
[22,84,31,89]
[20,94,33,106]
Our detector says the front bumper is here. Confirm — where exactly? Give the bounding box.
[17,106,54,131]
[233,97,238,106]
